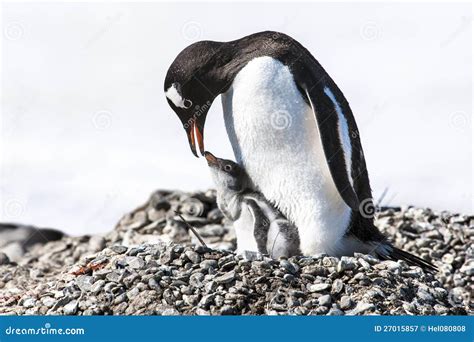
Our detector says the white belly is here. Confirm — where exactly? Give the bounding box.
[233,203,259,254]
[222,56,351,255]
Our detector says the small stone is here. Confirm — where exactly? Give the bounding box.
[358,258,371,270]
[89,236,106,252]
[76,275,94,292]
[127,287,140,299]
[347,302,375,315]
[220,305,236,315]
[106,270,123,282]
[308,283,331,292]
[63,300,78,315]
[318,294,332,307]
[200,259,218,269]
[417,288,435,303]
[215,271,236,284]
[460,260,474,276]
[280,260,298,274]
[91,280,105,294]
[302,265,327,276]
[199,294,215,308]
[22,297,36,308]
[441,253,454,264]
[205,280,218,293]
[327,307,344,316]
[185,250,201,263]
[161,308,180,315]
[340,296,353,310]
[41,296,55,307]
[433,304,449,315]
[148,278,161,290]
[386,261,401,273]
[331,279,344,294]
[337,257,356,272]
[126,256,145,269]
[402,269,422,278]
[110,245,128,254]
[189,272,205,288]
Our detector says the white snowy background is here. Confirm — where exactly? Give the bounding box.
[1,2,472,235]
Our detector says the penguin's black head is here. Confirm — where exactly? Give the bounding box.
[164,40,230,157]
[204,151,247,192]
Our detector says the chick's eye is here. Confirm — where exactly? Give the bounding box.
[183,99,193,109]
[224,164,232,172]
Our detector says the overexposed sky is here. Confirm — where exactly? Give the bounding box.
[1,2,472,235]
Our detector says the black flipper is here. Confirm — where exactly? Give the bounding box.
[302,85,360,211]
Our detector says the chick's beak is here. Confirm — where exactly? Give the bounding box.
[204,151,218,167]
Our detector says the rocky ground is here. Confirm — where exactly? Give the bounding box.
[0,190,472,315]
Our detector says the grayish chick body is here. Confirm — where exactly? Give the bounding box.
[204,151,300,258]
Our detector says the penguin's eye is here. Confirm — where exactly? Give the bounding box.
[223,164,233,172]
[183,99,193,109]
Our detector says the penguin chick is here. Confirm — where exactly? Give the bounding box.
[204,151,300,258]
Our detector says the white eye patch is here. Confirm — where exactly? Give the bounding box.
[165,83,192,109]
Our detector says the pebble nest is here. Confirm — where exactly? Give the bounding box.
[0,190,472,315]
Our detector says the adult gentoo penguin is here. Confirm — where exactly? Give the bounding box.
[164,31,435,271]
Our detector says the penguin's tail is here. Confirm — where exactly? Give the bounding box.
[374,243,438,274]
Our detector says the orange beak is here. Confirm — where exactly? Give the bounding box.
[186,121,205,157]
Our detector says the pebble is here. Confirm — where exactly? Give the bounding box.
[200,260,218,269]
[76,275,94,292]
[89,236,106,252]
[22,297,36,308]
[417,288,435,303]
[110,245,128,254]
[337,257,357,272]
[308,283,331,293]
[340,296,353,310]
[280,260,298,274]
[347,302,375,315]
[215,271,236,284]
[331,279,344,294]
[63,300,79,315]
[185,250,201,264]
[318,294,332,307]
[91,280,105,294]
[126,257,145,269]
[41,297,55,307]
